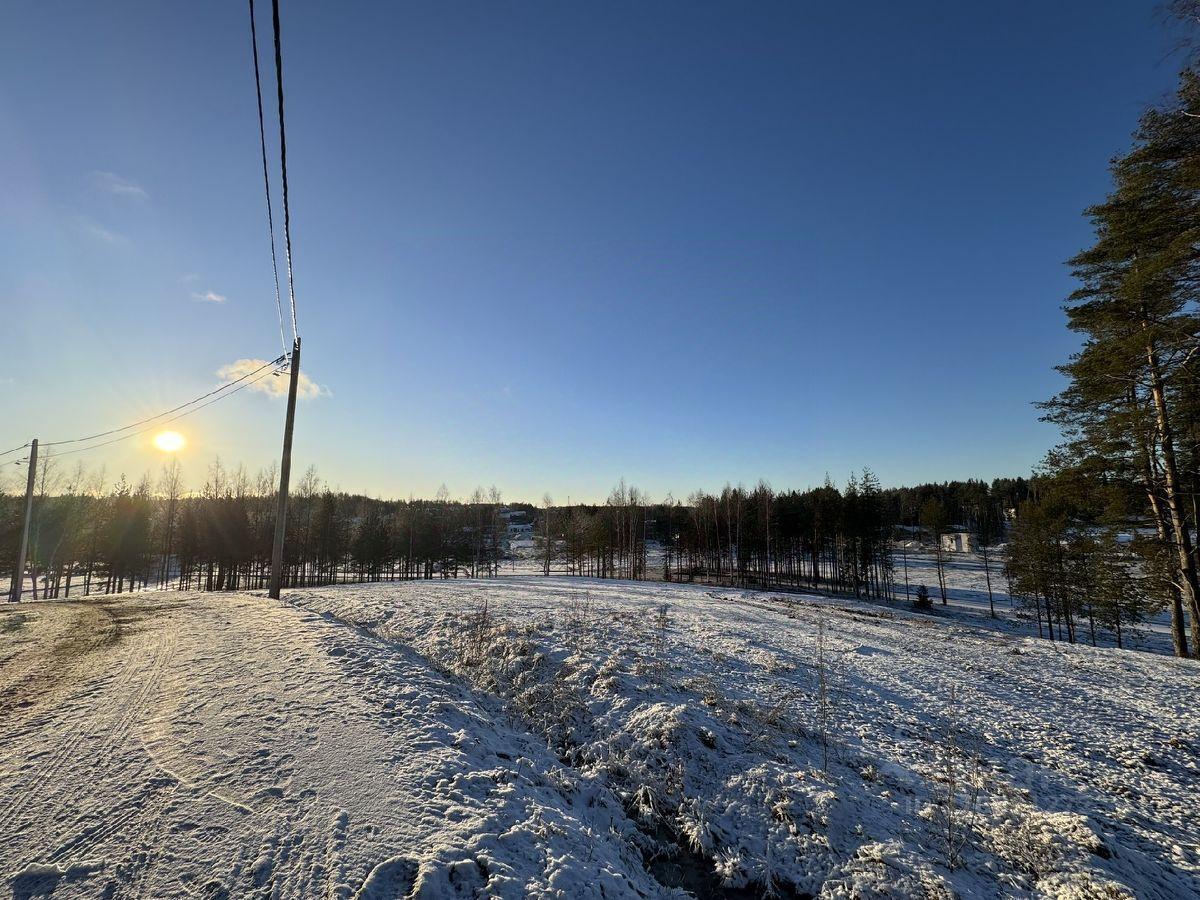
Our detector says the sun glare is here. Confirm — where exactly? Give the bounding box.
[153,431,186,453]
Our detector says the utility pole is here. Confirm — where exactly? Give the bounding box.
[269,339,301,599]
[10,439,37,603]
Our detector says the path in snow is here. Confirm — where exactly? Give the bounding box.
[0,593,662,899]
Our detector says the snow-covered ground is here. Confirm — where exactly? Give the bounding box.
[0,592,662,899]
[2,577,1197,898]
[895,548,1176,654]
[513,542,1173,654]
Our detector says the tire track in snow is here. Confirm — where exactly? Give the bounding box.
[0,603,118,721]
[0,602,127,834]
[2,590,673,899]
[41,613,177,870]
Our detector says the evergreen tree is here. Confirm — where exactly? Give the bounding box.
[914,584,931,610]
[1042,70,1200,657]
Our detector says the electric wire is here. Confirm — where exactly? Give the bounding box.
[7,0,301,469]
[248,0,288,357]
[4,356,285,465]
[40,355,287,448]
[44,361,288,459]
[271,0,299,340]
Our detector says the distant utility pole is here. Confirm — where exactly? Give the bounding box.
[10,439,37,603]
[269,339,301,599]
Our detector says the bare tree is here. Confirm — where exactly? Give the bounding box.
[542,493,554,576]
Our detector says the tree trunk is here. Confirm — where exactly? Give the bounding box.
[1137,414,1189,658]
[1146,339,1200,656]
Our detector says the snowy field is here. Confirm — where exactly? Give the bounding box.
[894,549,1176,654]
[515,542,1173,654]
[1,578,1197,899]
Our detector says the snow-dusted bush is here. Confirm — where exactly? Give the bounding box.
[920,686,985,871]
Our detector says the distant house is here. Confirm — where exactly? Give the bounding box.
[940,531,975,554]
[507,522,534,538]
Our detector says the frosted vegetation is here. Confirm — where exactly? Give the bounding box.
[2,571,1198,898]
[288,578,1199,898]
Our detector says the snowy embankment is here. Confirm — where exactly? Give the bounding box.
[290,577,1200,899]
[0,593,662,899]
[1,579,1197,899]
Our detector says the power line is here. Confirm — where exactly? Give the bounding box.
[265,0,302,601]
[5,357,285,465]
[44,361,289,459]
[248,0,287,357]
[41,355,286,449]
[271,0,299,341]
[4,356,285,466]
[0,442,30,460]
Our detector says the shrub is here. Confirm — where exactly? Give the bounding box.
[914,584,932,610]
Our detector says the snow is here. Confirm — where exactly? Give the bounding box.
[894,549,1177,654]
[2,576,1197,898]
[0,592,661,898]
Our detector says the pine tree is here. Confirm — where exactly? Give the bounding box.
[1042,70,1200,657]
[914,583,931,610]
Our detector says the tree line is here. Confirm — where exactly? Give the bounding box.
[3,448,1180,653]
[5,457,1027,604]
[0,459,510,599]
[662,473,896,600]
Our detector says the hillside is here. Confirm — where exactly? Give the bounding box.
[2,578,1197,898]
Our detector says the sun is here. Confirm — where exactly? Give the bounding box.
[153,431,186,452]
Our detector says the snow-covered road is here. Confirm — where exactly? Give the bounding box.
[0,593,661,899]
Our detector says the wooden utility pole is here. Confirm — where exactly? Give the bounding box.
[269,339,301,599]
[10,439,37,603]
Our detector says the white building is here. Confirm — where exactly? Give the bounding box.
[940,531,975,554]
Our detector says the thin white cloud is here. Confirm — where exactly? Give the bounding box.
[75,215,129,246]
[217,358,327,400]
[191,290,227,304]
[91,170,147,198]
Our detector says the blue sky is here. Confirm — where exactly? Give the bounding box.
[0,1,1186,502]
